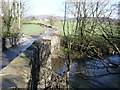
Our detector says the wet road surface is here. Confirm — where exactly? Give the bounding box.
[1,29,57,68]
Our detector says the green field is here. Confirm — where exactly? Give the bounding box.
[21,20,118,37]
[21,24,45,36]
[21,20,64,35]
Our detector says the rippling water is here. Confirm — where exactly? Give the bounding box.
[51,55,120,88]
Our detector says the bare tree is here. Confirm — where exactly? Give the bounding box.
[1,0,23,49]
[48,16,56,27]
[62,0,120,88]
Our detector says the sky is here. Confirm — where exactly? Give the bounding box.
[25,0,119,17]
[25,0,65,16]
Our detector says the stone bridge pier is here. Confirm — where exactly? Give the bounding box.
[39,34,65,89]
[0,34,65,89]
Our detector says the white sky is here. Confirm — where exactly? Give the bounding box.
[25,0,119,16]
[26,0,65,16]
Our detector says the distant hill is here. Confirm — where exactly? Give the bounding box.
[24,15,118,23]
[24,15,75,21]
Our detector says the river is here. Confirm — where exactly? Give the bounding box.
[1,28,120,88]
[51,55,120,88]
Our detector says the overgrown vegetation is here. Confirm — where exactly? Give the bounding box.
[1,0,120,89]
[1,0,21,50]
[61,0,120,88]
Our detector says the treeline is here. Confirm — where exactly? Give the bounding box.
[22,22,52,28]
[61,0,120,88]
[1,0,24,51]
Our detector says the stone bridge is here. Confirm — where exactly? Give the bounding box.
[0,33,65,89]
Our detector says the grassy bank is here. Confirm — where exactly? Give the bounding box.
[21,24,46,36]
[21,20,120,59]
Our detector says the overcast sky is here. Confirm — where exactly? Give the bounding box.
[25,0,119,17]
[25,0,65,16]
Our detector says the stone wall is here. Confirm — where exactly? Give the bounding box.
[0,35,66,89]
[0,52,31,89]
[51,35,64,58]
[0,38,51,89]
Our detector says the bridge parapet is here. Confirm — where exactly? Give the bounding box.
[0,34,66,89]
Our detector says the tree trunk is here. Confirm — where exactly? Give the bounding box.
[2,38,7,51]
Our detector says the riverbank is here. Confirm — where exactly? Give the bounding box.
[1,32,120,89]
[0,33,66,89]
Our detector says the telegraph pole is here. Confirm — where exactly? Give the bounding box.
[18,0,20,30]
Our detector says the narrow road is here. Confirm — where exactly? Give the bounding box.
[2,37,37,68]
[1,28,57,68]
